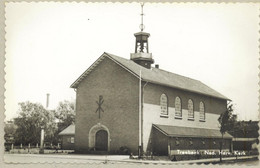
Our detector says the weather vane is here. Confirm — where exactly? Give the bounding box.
[139,2,145,31]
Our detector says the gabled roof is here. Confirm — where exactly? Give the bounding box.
[153,124,233,139]
[71,52,229,100]
[58,124,75,136]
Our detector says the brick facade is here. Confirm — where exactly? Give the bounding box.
[142,82,228,153]
[143,82,227,115]
[60,135,75,150]
[75,57,140,154]
[152,127,232,157]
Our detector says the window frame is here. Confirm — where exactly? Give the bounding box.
[70,137,75,144]
[199,101,206,122]
[175,138,180,146]
[160,93,169,118]
[187,99,194,120]
[189,138,193,146]
[174,96,182,119]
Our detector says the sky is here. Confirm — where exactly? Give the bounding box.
[4,2,259,121]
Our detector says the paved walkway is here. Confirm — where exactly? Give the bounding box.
[4,153,258,164]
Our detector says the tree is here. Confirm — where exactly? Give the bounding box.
[218,104,235,162]
[4,120,17,145]
[55,100,75,132]
[14,101,57,145]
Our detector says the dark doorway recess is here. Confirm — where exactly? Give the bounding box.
[95,130,108,151]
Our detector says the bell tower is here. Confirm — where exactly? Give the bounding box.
[130,3,154,69]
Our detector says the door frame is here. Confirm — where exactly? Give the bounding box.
[89,123,110,151]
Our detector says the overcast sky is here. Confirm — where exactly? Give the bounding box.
[5,2,259,121]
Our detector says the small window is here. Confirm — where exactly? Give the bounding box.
[175,97,182,118]
[189,138,193,146]
[67,137,70,143]
[188,99,194,120]
[199,102,205,121]
[160,94,168,116]
[71,137,75,144]
[202,138,205,145]
[175,138,180,146]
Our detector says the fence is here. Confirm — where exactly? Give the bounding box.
[4,143,72,154]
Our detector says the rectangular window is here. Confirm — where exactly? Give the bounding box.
[71,137,74,144]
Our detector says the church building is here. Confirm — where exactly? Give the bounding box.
[71,7,233,156]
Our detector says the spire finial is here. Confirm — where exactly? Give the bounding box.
[139,2,145,31]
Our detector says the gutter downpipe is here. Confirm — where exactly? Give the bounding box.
[138,70,142,158]
[142,81,148,156]
[138,69,149,158]
[73,88,77,151]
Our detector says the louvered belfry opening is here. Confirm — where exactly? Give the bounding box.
[130,32,154,69]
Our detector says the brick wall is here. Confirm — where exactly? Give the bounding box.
[61,135,75,150]
[74,57,139,154]
[152,127,232,156]
[142,82,227,153]
[169,137,231,151]
[143,82,227,114]
[151,127,168,155]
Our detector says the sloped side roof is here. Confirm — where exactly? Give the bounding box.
[71,52,229,100]
[153,124,233,139]
[58,124,75,136]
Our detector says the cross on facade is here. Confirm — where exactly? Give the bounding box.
[96,95,104,118]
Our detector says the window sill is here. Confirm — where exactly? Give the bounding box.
[175,116,182,119]
[160,115,169,118]
[199,119,206,122]
[188,118,194,121]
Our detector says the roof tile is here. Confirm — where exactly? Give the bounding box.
[71,52,229,100]
[106,52,229,100]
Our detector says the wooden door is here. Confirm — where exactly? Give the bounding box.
[95,130,108,151]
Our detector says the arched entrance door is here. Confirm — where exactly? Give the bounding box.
[95,130,108,151]
[89,123,110,152]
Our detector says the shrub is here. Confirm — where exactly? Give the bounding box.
[119,146,130,155]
